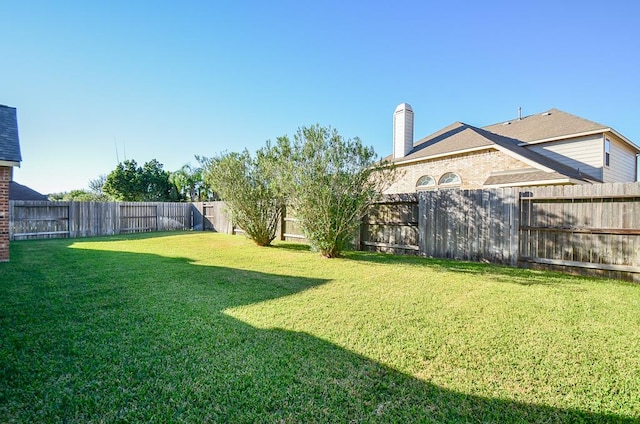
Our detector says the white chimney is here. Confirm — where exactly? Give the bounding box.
[393,103,414,159]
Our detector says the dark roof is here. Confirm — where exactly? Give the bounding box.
[9,181,47,201]
[0,104,21,163]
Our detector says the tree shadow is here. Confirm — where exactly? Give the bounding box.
[271,241,312,253]
[340,249,625,288]
[0,239,635,422]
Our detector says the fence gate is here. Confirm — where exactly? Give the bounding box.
[119,203,158,233]
[518,184,640,280]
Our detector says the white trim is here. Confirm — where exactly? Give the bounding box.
[517,129,607,146]
[517,128,640,152]
[610,128,640,151]
[392,146,493,166]
[483,178,588,188]
[0,160,20,167]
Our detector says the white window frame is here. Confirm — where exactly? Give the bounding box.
[438,172,462,188]
[416,175,436,191]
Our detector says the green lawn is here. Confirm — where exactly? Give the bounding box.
[1,232,639,422]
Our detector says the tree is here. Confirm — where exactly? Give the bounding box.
[200,143,286,246]
[170,162,215,202]
[103,159,175,201]
[285,125,398,258]
[141,159,174,201]
[88,175,107,195]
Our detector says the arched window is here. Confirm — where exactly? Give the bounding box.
[438,172,461,187]
[416,175,436,191]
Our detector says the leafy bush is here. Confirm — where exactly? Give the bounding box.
[201,144,286,246]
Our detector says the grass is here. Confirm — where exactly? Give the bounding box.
[1,231,639,422]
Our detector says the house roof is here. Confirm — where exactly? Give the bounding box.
[9,181,48,201]
[385,107,636,186]
[482,108,609,144]
[0,105,21,164]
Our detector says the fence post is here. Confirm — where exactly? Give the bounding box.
[418,191,426,256]
[510,188,521,267]
[280,205,286,241]
[68,201,75,238]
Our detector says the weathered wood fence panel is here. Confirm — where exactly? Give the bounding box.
[9,201,70,240]
[68,201,118,238]
[518,182,640,280]
[361,194,419,255]
[9,201,194,240]
[366,183,640,281]
[419,188,520,265]
[191,201,233,233]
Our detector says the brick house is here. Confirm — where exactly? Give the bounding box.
[384,104,639,194]
[0,105,22,262]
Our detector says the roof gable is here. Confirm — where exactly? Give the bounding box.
[0,105,22,163]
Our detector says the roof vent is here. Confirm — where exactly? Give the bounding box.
[503,121,511,126]
[542,112,552,116]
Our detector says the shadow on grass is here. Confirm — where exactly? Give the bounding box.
[271,241,312,253]
[340,249,633,288]
[0,238,635,422]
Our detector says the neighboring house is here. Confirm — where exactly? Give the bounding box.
[384,104,639,194]
[0,104,22,262]
[9,181,47,201]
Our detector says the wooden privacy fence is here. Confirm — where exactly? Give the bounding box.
[9,183,640,281]
[363,183,640,282]
[518,183,640,279]
[9,201,194,240]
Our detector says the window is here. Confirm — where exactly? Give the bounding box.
[438,172,461,186]
[604,138,611,167]
[416,175,436,191]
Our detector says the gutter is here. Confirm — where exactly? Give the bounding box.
[483,177,590,189]
[518,128,640,152]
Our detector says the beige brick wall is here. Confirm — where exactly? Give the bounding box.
[0,166,10,262]
[384,149,532,194]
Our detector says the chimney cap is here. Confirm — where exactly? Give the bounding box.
[395,103,413,113]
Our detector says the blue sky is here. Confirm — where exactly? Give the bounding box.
[2,1,639,193]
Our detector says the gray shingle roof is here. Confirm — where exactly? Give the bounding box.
[0,104,21,163]
[483,169,596,186]
[9,181,47,200]
[483,108,608,143]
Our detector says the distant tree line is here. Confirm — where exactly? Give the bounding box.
[49,159,215,202]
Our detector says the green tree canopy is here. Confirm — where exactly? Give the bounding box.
[103,159,176,201]
[170,162,215,202]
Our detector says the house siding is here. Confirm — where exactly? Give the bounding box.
[384,149,532,194]
[526,134,604,180]
[603,133,638,182]
[0,166,10,261]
